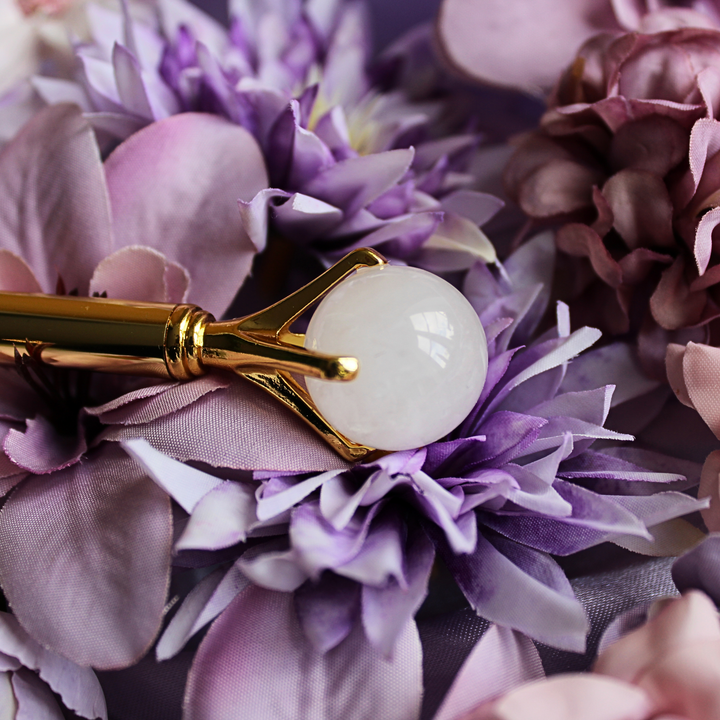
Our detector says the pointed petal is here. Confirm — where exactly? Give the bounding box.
[0,444,172,669]
[156,564,249,661]
[106,379,349,472]
[362,525,434,657]
[443,530,589,651]
[295,574,360,653]
[122,438,223,513]
[184,587,423,720]
[303,148,414,219]
[105,113,268,316]
[433,625,544,720]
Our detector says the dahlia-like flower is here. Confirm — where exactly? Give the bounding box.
[124,234,704,719]
[0,101,268,670]
[30,0,501,273]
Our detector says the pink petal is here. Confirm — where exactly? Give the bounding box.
[156,564,249,661]
[437,0,619,92]
[556,224,623,288]
[89,246,189,303]
[692,206,720,275]
[681,341,720,437]
[105,113,268,316]
[434,625,544,720]
[0,250,41,292]
[0,104,113,294]
[0,613,106,719]
[0,444,172,669]
[595,591,720,683]
[184,586,423,720]
[665,343,693,408]
[466,674,652,720]
[602,170,674,249]
[637,637,720,719]
[649,257,706,330]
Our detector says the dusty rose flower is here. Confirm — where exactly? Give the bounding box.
[500,26,720,379]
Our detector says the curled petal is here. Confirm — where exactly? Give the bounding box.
[89,246,189,303]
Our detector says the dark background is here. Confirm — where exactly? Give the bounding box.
[190,0,442,49]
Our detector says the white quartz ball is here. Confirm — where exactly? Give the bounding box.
[305,264,488,451]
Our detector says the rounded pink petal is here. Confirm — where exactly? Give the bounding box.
[682,342,720,438]
[595,591,720,684]
[437,0,619,92]
[465,674,652,720]
[89,246,189,303]
[637,638,720,719]
[105,113,268,317]
[0,103,113,294]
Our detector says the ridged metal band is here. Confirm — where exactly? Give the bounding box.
[164,304,214,381]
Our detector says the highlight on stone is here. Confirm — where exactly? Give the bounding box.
[305,264,488,451]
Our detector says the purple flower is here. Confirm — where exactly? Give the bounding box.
[123,233,704,718]
[0,102,267,670]
[29,0,504,274]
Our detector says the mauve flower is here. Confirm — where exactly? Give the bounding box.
[438,591,720,720]
[29,0,502,275]
[121,233,704,719]
[0,611,106,719]
[495,23,720,379]
[0,101,269,670]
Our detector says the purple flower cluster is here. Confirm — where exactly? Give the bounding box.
[28,0,501,272]
[122,233,704,716]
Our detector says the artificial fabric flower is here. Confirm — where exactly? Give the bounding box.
[0,101,269,670]
[666,340,720,530]
[0,610,106,719]
[29,0,501,276]
[436,0,720,93]
[434,591,720,720]
[494,21,720,380]
[121,233,705,719]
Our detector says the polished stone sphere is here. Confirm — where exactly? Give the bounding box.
[305,264,488,451]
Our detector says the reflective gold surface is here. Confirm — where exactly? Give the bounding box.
[0,248,387,461]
